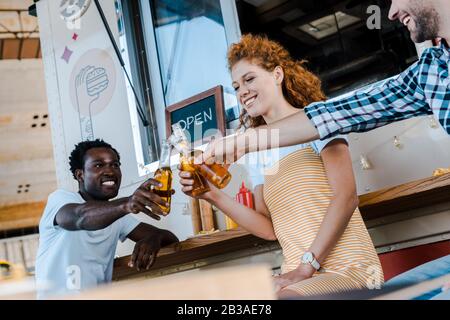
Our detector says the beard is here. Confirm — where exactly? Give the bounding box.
[409,2,440,43]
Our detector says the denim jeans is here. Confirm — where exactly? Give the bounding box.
[384,254,450,300]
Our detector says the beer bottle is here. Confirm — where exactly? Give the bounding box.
[171,123,232,189]
[153,139,173,215]
[169,126,210,197]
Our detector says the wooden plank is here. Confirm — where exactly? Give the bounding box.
[0,2,35,11]
[2,38,20,59]
[113,227,274,280]
[71,264,275,300]
[0,201,45,231]
[190,198,201,234]
[17,37,23,60]
[35,39,40,58]
[199,199,214,231]
[0,129,53,162]
[0,154,56,206]
[0,179,55,207]
[0,60,47,109]
[358,173,450,220]
[0,111,50,131]
[20,38,39,59]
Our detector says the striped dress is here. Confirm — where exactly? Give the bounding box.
[263,146,384,296]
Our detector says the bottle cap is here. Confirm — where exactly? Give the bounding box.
[239,182,249,193]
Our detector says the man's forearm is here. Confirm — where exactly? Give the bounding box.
[72,197,130,230]
[160,229,179,246]
[245,110,320,153]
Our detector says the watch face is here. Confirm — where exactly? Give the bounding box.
[303,252,313,263]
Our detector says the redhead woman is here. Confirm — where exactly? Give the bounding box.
[179,34,383,298]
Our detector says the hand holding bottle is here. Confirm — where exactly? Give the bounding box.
[178,165,220,202]
[124,178,170,220]
[152,139,174,215]
[170,123,232,193]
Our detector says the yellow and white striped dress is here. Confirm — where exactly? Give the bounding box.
[260,145,383,296]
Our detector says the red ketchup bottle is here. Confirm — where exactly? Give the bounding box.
[236,182,254,209]
[226,182,254,230]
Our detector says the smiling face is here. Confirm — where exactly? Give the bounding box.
[231,59,283,119]
[389,0,440,43]
[76,147,122,201]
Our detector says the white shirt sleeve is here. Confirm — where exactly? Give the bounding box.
[118,214,141,242]
[241,151,267,188]
[310,135,349,155]
[40,189,82,232]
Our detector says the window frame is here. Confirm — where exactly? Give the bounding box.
[118,0,161,172]
[124,0,242,175]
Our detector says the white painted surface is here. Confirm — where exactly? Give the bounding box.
[36,0,144,192]
[348,116,450,194]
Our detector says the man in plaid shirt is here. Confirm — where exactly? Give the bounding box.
[304,41,449,139]
[202,0,449,163]
[304,3,449,139]
[201,0,450,299]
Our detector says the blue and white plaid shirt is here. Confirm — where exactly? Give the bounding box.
[305,42,450,139]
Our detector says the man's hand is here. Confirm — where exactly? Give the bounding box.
[273,264,315,293]
[123,178,172,220]
[128,233,163,271]
[195,132,249,165]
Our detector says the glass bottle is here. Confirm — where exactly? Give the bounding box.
[152,139,173,215]
[169,126,210,197]
[171,123,232,189]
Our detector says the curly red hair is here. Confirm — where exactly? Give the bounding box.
[228,34,326,128]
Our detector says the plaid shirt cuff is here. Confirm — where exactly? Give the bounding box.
[304,102,342,140]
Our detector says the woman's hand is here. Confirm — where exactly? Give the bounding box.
[273,264,316,293]
[178,165,219,202]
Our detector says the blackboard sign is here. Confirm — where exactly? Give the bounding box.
[166,86,226,147]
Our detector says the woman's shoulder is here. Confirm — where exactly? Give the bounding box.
[310,135,349,155]
[241,144,309,173]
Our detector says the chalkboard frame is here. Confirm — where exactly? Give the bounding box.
[165,85,226,147]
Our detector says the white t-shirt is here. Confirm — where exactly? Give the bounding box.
[35,189,140,299]
[240,136,348,187]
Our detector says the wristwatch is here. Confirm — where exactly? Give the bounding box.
[301,251,321,271]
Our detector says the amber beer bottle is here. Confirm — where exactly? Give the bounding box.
[153,139,173,215]
[170,126,210,197]
[171,123,232,189]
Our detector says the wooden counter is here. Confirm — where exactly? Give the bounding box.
[114,173,450,280]
[358,173,450,220]
[113,228,278,280]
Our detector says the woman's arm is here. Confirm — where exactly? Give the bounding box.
[308,139,359,265]
[274,139,359,291]
[179,170,276,240]
[200,63,432,166]
[209,184,276,240]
